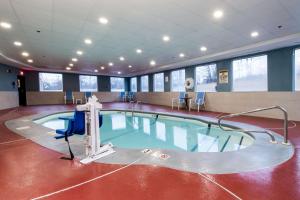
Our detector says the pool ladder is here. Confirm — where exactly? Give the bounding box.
[217,105,290,145]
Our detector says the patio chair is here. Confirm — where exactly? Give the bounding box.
[189,92,205,112]
[64,91,74,104]
[120,92,127,102]
[171,92,186,110]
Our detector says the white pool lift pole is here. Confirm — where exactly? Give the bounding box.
[76,95,115,164]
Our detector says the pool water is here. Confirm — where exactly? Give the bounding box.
[35,111,254,152]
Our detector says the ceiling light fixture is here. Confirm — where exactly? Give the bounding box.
[162,35,170,42]
[14,41,22,46]
[76,50,83,55]
[200,46,207,52]
[150,60,156,66]
[179,53,185,58]
[108,62,114,66]
[117,71,121,74]
[69,63,74,67]
[136,49,142,54]
[101,66,105,70]
[99,17,108,24]
[21,52,29,57]
[84,38,92,44]
[251,31,259,38]
[94,69,99,73]
[213,10,224,19]
[128,65,132,68]
[119,56,125,61]
[66,67,71,70]
[27,59,33,63]
[0,21,12,29]
[71,58,78,62]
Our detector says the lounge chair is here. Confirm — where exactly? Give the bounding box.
[128,92,136,101]
[84,91,92,103]
[171,92,186,110]
[120,92,127,102]
[64,91,74,104]
[189,92,205,112]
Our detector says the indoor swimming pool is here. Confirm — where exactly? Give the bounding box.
[34,111,254,153]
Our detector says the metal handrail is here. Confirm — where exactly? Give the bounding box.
[218,105,290,145]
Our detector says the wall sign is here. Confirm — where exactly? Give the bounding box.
[219,69,229,84]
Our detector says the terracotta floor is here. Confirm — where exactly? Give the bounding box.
[0,103,299,200]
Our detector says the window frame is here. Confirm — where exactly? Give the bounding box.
[153,72,164,92]
[294,48,300,91]
[130,77,137,92]
[79,75,98,92]
[141,75,149,92]
[110,77,125,92]
[39,72,63,92]
[194,63,217,92]
[232,54,268,92]
[171,69,186,92]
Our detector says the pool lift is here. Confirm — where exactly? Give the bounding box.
[77,95,115,164]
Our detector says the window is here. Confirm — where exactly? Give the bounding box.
[195,64,217,92]
[171,69,185,91]
[295,49,300,91]
[110,77,125,92]
[233,55,268,91]
[154,73,164,92]
[39,73,63,92]
[141,75,149,92]
[79,75,98,92]
[130,77,137,92]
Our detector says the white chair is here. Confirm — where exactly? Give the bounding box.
[172,92,186,110]
[189,92,205,112]
[64,91,74,104]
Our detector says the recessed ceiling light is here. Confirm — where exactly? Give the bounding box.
[14,41,22,46]
[0,21,12,29]
[71,58,78,62]
[251,31,259,38]
[99,17,108,24]
[128,65,132,68]
[150,60,156,66]
[213,10,224,19]
[136,49,142,54]
[84,38,92,44]
[119,56,125,61]
[162,35,170,42]
[179,53,185,58]
[200,46,207,52]
[76,50,83,55]
[94,69,99,73]
[101,66,105,70]
[117,71,121,74]
[27,59,33,63]
[69,63,74,67]
[108,62,114,66]
[21,52,29,57]
[66,67,71,70]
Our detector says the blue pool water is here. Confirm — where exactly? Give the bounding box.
[35,111,254,152]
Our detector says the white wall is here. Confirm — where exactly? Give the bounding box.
[136,92,300,121]
[0,91,19,110]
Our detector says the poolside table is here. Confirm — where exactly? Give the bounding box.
[180,97,192,110]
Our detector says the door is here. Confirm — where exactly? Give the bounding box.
[17,75,27,106]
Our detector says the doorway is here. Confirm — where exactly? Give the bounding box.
[17,75,27,106]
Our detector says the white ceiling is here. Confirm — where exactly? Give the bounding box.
[0,0,300,77]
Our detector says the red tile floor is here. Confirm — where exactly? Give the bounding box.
[0,103,299,200]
